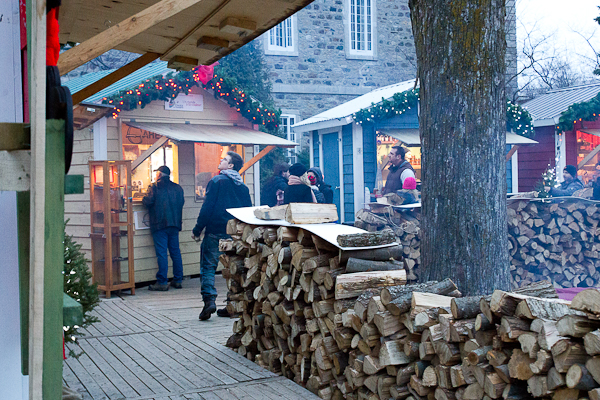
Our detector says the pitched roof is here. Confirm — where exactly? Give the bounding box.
[293,79,417,132]
[63,62,173,104]
[522,82,600,127]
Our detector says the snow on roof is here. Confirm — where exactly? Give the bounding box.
[293,79,417,132]
[522,82,600,127]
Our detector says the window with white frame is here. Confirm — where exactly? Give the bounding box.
[281,115,297,164]
[267,17,296,52]
[348,0,374,55]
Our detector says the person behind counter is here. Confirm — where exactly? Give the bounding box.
[261,162,290,207]
[142,166,185,292]
[547,164,583,197]
[283,163,317,204]
[192,151,252,320]
[382,145,415,195]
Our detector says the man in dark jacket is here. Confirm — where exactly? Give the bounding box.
[192,151,252,320]
[549,164,584,197]
[142,166,185,291]
[261,162,289,206]
[382,146,415,195]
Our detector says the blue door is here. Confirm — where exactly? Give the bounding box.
[322,132,341,219]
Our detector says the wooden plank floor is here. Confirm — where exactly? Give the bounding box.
[64,275,320,400]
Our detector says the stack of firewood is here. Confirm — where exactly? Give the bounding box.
[219,217,408,398]
[355,208,421,282]
[355,198,600,289]
[222,218,600,400]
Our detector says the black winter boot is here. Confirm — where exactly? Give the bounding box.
[199,298,216,321]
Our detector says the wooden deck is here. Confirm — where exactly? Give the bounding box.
[63,275,319,400]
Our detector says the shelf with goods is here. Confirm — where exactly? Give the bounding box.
[89,160,135,298]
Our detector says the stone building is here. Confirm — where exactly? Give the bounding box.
[258,0,517,156]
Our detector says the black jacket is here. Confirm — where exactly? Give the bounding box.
[308,167,334,203]
[261,175,288,207]
[193,174,252,236]
[284,184,314,204]
[142,177,185,233]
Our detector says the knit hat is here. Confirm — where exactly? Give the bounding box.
[289,163,308,177]
[564,165,577,177]
[403,177,417,190]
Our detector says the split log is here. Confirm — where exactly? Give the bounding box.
[571,289,600,315]
[337,228,396,248]
[452,296,489,320]
[566,364,599,391]
[557,316,600,338]
[345,257,404,273]
[339,245,403,264]
[254,205,287,220]
[285,203,338,224]
[335,270,407,300]
[586,357,600,386]
[584,331,600,356]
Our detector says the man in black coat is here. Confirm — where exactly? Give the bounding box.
[143,166,185,291]
[261,162,289,206]
[192,151,252,320]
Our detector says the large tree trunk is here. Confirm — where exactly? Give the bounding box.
[408,0,511,295]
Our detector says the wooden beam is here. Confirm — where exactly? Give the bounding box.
[27,0,49,395]
[71,52,160,104]
[239,145,275,174]
[131,136,169,171]
[161,0,231,61]
[578,143,600,170]
[505,145,519,162]
[57,0,205,75]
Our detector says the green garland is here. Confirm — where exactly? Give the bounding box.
[102,68,281,133]
[556,91,600,133]
[352,88,534,138]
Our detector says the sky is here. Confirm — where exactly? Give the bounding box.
[516,0,600,83]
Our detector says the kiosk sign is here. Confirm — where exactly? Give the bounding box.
[165,94,204,111]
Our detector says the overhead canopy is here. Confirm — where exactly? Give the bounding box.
[379,129,538,146]
[58,0,314,74]
[125,122,298,147]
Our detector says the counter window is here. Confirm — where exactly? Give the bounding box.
[122,124,179,201]
[194,143,245,202]
[576,130,600,185]
[376,134,421,190]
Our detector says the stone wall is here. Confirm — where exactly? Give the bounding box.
[262,0,518,125]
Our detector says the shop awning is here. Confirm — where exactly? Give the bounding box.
[125,122,298,147]
[379,129,538,146]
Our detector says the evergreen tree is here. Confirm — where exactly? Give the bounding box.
[63,221,99,356]
[217,40,292,185]
[216,41,273,105]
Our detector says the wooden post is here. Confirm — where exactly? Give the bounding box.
[239,145,276,174]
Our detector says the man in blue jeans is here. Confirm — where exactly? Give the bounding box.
[192,151,252,320]
[143,166,185,291]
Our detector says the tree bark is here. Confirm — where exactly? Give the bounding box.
[409,0,511,295]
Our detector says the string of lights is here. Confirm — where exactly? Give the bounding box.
[102,67,281,133]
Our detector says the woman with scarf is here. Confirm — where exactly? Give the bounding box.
[283,163,317,204]
[308,167,334,204]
